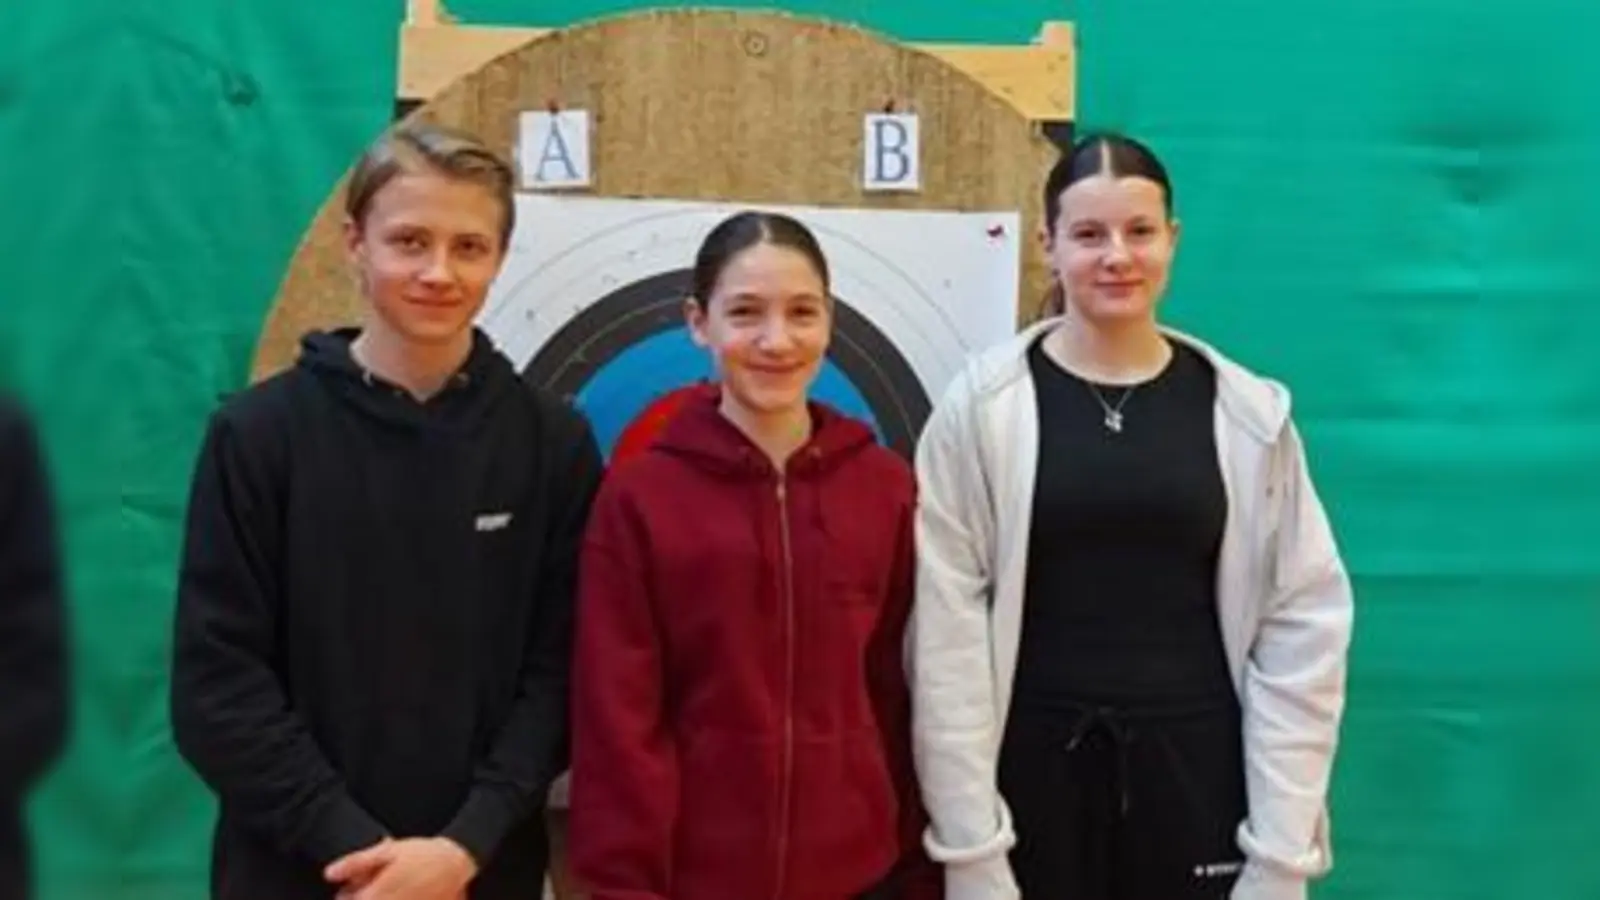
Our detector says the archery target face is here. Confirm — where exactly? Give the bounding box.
[477,195,1022,462]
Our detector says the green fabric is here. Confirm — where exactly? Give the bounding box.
[4,3,1068,898]
[4,3,405,897]
[13,0,1598,897]
[1074,1,1600,896]
[457,0,1063,41]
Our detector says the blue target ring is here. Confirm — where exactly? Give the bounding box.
[575,328,880,457]
[521,269,930,461]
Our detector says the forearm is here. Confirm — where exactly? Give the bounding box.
[567,649,678,898]
[567,495,677,898]
[872,507,928,862]
[868,648,923,854]
[1239,559,1351,879]
[444,411,601,863]
[171,414,387,866]
[439,663,568,864]
[1238,423,1353,892]
[911,598,1010,860]
[912,614,1022,900]
[567,720,678,899]
[910,394,1015,870]
[170,629,389,866]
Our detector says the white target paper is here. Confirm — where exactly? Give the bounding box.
[477,195,1023,406]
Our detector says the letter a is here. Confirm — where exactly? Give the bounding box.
[518,109,592,189]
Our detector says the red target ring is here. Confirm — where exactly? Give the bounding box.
[611,383,702,464]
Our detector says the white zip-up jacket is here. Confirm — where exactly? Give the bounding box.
[910,317,1354,900]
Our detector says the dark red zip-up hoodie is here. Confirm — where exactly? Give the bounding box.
[568,386,940,900]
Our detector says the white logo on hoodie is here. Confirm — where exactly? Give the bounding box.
[474,512,513,532]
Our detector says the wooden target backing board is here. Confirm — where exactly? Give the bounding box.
[253,9,1066,460]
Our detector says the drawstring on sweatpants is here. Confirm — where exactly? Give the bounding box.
[1063,707,1137,817]
[1058,700,1233,831]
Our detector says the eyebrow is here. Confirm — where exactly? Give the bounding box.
[385,223,495,240]
[723,292,827,305]
[1067,215,1157,228]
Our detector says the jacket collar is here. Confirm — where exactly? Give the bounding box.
[964,316,1292,444]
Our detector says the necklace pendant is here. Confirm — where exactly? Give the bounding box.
[1104,410,1124,433]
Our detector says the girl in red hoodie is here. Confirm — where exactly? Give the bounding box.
[567,211,939,900]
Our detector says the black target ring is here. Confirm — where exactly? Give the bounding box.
[521,269,932,459]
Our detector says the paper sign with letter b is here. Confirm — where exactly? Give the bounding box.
[518,109,592,190]
[863,113,920,192]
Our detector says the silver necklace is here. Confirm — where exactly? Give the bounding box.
[1044,327,1153,434]
[1085,382,1135,433]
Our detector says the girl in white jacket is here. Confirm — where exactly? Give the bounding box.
[909,132,1354,900]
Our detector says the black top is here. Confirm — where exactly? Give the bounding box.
[0,395,67,893]
[169,328,602,899]
[1011,335,1234,710]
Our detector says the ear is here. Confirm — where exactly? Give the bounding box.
[1037,220,1055,255]
[342,215,365,264]
[683,297,710,348]
[1038,221,1062,285]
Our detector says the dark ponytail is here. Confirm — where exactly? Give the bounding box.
[1041,281,1065,317]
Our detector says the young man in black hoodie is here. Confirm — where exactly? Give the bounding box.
[170,123,602,900]
[0,395,68,900]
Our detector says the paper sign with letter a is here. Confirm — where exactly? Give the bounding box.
[518,109,592,190]
[863,113,920,192]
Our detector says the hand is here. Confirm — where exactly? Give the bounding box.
[325,837,478,900]
[326,837,394,898]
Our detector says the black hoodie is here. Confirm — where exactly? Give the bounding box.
[170,328,601,899]
[0,395,67,900]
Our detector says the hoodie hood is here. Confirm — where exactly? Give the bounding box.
[296,326,518,434]
[651,383,881,480]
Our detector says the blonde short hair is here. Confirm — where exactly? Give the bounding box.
[345,122,516,248]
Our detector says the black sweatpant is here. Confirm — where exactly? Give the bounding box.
[997,697,1249,900]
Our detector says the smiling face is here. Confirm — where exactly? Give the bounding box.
[340,124,516,354]
[344,169,507,347]
[687,240,831,420]
[1048,172,1179,326]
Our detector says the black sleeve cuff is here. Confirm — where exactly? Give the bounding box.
[298,793,389,867]
[440,787,520,866]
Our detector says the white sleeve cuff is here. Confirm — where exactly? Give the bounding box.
[923,801,1019,899]
[1230,860,1309,900]
[945,852,1020,900]
[923,797,1016,861]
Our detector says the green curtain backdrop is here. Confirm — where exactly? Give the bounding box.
[5,0,1597,898]
[2,2,404,897]
[1073,1,1600,897]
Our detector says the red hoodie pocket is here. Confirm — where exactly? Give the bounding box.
[674,728,781,898]
[787,727,902,894]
